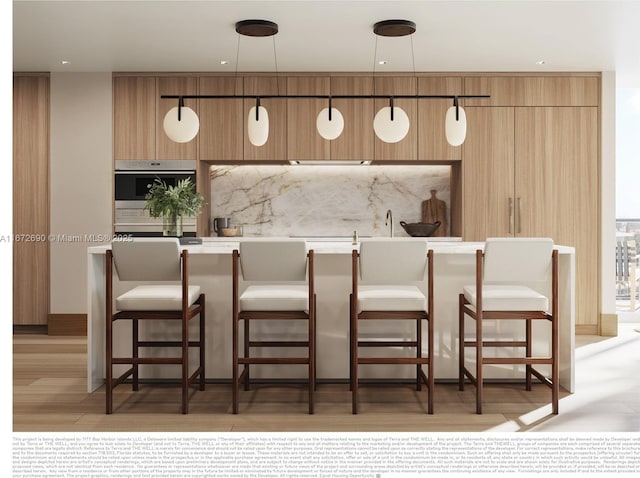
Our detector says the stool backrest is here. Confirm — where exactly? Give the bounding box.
[239,240,307,282]
[359,238,428,284]
[111,238,182,281]
[483,237,553,284]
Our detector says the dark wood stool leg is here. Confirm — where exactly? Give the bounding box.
[132,318,139,391]
[106,317,113,415]
[526,318,532,391]
[199,294,206,391]
[182,311,189,414]
[243,319,250,391]
[416,319,422,392]
[476,314,483,415]
[458,294,465,391]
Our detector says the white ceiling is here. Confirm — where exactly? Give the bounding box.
[12,0,640,86]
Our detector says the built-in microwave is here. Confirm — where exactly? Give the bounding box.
[114,160,197,237]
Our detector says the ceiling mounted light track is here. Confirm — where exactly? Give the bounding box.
[162,18,489,149]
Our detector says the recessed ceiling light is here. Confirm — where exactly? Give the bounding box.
[536,60,546,65]
[378,60,388,65]
[61,60,70,65]
[220,60,229,65]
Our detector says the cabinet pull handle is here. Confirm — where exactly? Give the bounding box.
[508,197,514,234]
[517,197,522,234]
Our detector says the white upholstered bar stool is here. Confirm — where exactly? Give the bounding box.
[459,237,559,414]
[105,238,205,414]
[232,240,316,414]
[350,238,434,414]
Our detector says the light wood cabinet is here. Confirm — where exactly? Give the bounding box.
[113,76,156,160]
[417,77,463,161]
[330,76,374,161]
[287,77,330,161]
[13,75,50,325]
[516,107,599,330]
[463,105,599,329]
[463,76,600,107]
[462,107,515,240]
[199,77,243,161]
[373,77,417,161]
[243,76,287,160]
[156,77,198,160]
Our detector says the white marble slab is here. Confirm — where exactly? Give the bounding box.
[209,165,451,237]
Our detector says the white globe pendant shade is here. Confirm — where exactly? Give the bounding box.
[247,105,269,146]
[316,107,344,140]
[163,106,199,143]
[445,105,467,146]
[373,106,410,143]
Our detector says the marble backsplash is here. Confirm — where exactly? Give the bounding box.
[209,165,451,237]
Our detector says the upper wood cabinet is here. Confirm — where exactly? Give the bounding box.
[13,75,50,325]
[199,77,243,161]
[113,77,156,160]
[287,77,330,161]
[373,77,417,161]
[462,107,515,241]
[463,76,600,107]
[156,77,198,160]
[330,76,374,161]
[417,77,463,161]
[243,76,287,161]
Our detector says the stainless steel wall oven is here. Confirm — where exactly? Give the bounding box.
[114,160,197,237]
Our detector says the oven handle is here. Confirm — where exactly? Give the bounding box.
[114,170,196,175]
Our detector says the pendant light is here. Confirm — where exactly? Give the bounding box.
[163,97,199,143]
[445,96,467,146]
[236,20,279,147]
[372,20,415,144]
[316,98,344,140]
[373,98,410,143]
[247,98,269,146]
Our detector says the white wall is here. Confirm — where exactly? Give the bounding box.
[50,73,112,313]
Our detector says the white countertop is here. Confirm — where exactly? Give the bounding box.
[88,238,574,255]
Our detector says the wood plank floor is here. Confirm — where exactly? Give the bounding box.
[13,322,640,432]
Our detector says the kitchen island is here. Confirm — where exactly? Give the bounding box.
[87,239,575,394]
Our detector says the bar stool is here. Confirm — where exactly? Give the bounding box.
[105,238,205,414]
[232,240,316,414]
[459,237,559,414]
[350,238,434,414]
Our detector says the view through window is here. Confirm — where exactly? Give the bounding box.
[616,88,640,310]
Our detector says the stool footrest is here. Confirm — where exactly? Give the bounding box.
[358,357,429,365]
[238,357,309,365]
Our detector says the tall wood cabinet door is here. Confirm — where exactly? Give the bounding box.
[243,76,287,160]
[13,75,50,325]
[417,77,463,161]
[516,107,599,329]
[373,77,417,161]
[156,77,198,160]
[330,76,374,161]
[462,107,515,241]
[113,76,156,160]
[199,77,243,161]
[287,77,330,161]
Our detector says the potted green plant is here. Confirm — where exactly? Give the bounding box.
[144,176,206,237]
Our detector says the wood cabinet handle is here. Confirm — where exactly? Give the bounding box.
[517,197,522,234]
[508,197,514,235]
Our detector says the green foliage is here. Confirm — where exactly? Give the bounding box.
[144,177,206,218]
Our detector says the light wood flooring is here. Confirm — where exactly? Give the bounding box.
[13,321,640,432]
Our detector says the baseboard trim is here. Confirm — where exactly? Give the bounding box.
[575,324,599,335]
[13,325,48,335]
[48,314,87,336]
[599,313,618,337]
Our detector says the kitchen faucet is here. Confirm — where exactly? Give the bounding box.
[385,209,393,237]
